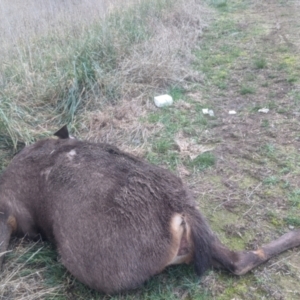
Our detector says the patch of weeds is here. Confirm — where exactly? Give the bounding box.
[148,107,195,134]
[290,90,300,105]
[282,180,290,189]
[169,86,186,101]
[249,104,263,113]
[147,112,161,124]
[261,119,269,128]
[261,143,276,157]
[277,45,290,53]
[240,85,255,95]
[152,138,174,154]
[216,81,228,90]
[266,211,284,228]
[267,91,276,101]
[263,176,279,186]
[140,265,209,300]
[146,150,180,171]
[280,167,290,174]
[289,189,300,208]
[186,152,215,171]
[218,275,260,300]
[287,75,297,84]
[147,101,210,171]
[267,100,277,109]
[208,0,248,11]
[277,107,288,114]
[195,19,242,91]
[194,114,208,127]
[211,0,228,9]
[254,57,267,69]
[284,216,300,227]
[245,72,255,82]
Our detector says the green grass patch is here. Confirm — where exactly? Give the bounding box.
[266,211,285,228]
[263,176,279,186]
[239,85,255,95]
[284,216,300,227]
[152,138,174,154]
[146,99,213,171]
[253,57,267,69]
[186,152,216,171]
[168,86,186,101]
[289,189,300,208]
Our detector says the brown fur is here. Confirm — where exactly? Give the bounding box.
[0,127,300,294]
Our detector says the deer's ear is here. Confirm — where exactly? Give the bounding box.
[54,125,69,139]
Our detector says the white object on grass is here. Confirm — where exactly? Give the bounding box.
[202,108,214,116]
[154,94,173,107]
[258,108,269,113]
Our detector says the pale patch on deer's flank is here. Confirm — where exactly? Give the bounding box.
[66,150,76,160]
[7,215,17,233]
[41,167,52,181]
[167,213,193,266]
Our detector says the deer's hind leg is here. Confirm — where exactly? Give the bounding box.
[0,212,17,269]
[211,229,300,275]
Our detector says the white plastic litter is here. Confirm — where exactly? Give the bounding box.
[258,108,269,113]
[154,94,173,107]
[202,108,214,116]
[229,110,237,115]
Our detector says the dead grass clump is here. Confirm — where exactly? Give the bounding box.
[118,0,209,94]
[84,97,163,157]
[81,0,212,153]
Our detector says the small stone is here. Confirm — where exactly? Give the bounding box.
[229,110,237,115]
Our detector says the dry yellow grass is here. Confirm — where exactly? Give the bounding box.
[0,0,211,148]
[0,0,131,57]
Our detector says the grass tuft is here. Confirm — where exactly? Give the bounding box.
[254,57,267,69]
[187,152,215,170]
[240,85,255,95]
